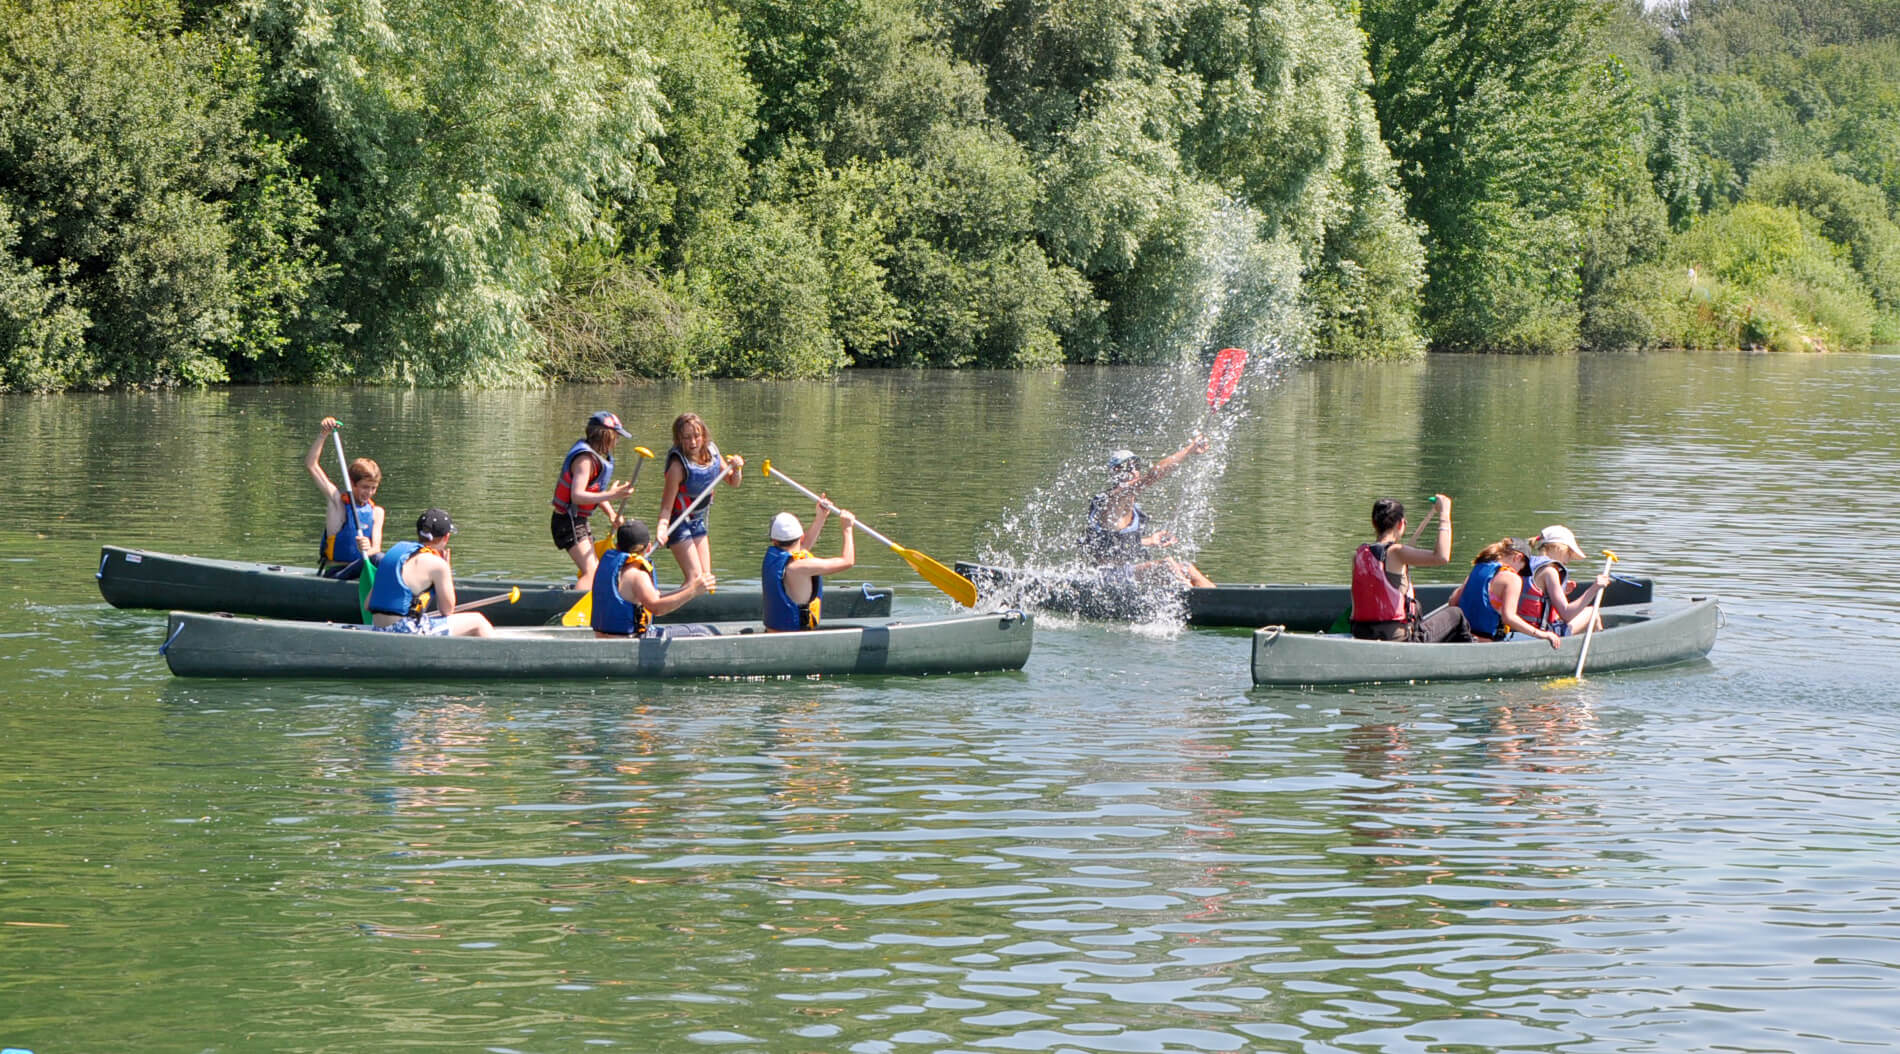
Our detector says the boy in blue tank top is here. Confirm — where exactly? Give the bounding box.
[366,509,494,637]
[305,417,385,579]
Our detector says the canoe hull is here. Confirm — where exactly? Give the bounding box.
[955,561,1653,628]
[162,610,1034,680]
[99,546,892,626]
[1250,598,1720,686]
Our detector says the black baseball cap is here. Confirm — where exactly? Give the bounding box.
[417,508,456,541]
[615,520,651,552]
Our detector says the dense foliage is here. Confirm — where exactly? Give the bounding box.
[2,0,1898,388]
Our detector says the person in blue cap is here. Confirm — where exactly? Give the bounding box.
[1080,437,1215,588]
[551,410,638,590]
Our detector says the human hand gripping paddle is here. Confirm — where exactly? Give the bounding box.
[761,460,977,608]
[593,446,655,561]
[1550,550,1619,687]
[560,452,726,627]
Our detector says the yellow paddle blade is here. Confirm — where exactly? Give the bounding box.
[561,591,592,627]
[891,543,978,608]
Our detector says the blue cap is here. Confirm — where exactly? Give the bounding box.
[589,411,632,438]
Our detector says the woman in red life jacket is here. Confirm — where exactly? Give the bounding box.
[1349,494,1471,642]
[551,411,638,591]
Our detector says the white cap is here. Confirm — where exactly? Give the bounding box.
[1107,449,1138,471]
[769,512,803,542]
[1532,525,1586,562]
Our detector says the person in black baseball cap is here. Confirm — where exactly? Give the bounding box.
[363,507,494,636]
[589,519,720,639]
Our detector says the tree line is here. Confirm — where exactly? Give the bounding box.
[2,0,1897,390]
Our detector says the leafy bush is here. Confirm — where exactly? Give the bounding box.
[0,0,326,389]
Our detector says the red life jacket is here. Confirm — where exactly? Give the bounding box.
[551,440,614,516]
[1351,543,1412,623]
[1517,556,1568,631]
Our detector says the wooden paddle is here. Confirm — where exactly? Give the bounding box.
[762,460,976,608]
[560,453,728,627]
[1550,549,1618,687]
[456,586,522,613]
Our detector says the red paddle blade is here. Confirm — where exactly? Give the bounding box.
[1205,347,1248,411]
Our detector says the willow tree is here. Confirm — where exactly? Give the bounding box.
[940,0,1425,361]
[245,0,663,383]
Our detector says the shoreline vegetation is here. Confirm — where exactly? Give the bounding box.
[3,0,1899,391]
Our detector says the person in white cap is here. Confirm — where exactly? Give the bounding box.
[1080,437,1215,588]
[1520,525,1612,636]
[761,498,856,632]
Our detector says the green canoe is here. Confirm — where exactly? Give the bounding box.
[161,609,1033,680]
[98,546,892,627]
[1250,598,1720,686]
[955,560,1653,628]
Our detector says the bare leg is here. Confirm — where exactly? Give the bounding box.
[566,540,600,591]
[1177,561,1215,589]
[669,537,704,582]
[445,612,494,637]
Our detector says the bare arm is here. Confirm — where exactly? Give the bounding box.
[304,418,340,500]
[424,554,459,614]
[365,506,385,556]
[800,498,830,550]
[792,512,856,576]
[657,461,684,535]
[1391,494,1453,568]
[1495,571,1560,648]
[1139,435,1209,487]
[569,455,633,508]
[1541,566,1608,624]
[626,567,714,617]
[724,453,744,487]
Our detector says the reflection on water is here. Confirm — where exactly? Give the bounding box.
[4,353,1900,1051]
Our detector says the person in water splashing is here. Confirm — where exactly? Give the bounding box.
[1081,438,1216,588]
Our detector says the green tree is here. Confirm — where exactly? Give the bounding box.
[246,0,664,383]
[1363,0,1644,352]
[0,0,326,390]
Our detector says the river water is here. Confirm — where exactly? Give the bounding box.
[2,352,1896,1053]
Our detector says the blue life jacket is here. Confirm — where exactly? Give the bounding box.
[1457,560,1511,640]
[552,440,615,515]
[591,548,657,636]
[667,442,723,523]
[762,545,821,631]
[321,498,379,566]
[366,541,427,617]
[1082,492,1148,566]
